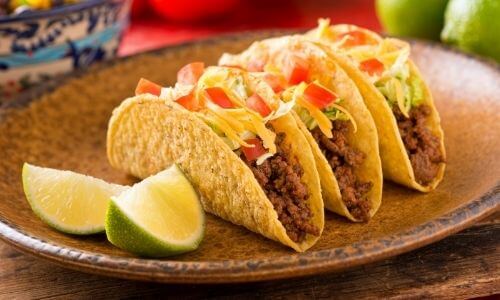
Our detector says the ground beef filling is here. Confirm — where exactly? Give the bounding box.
[311,121,372,221]
[241,132,320,243]
[394,105,445,185]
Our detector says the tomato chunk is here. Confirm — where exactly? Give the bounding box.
[359,58,385,76]
[241,138,266,161]
[177,62,205,85]
[303,83,338,109]
[283,54,309,85]
[205,87,234,108]
[246,93,272,117]
[176,92,199,111]
[135,78,162,96]
[337,30,374,47]
[263,73,284,93]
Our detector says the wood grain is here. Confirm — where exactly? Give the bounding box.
[1,214,498,299]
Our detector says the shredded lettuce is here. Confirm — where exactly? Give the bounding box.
[295,106,317,130]
[227,75,248,101]
[375,72,424,117]
[309,21,423,118]
[294,99,351,131]
[160,84,192,101]
[288,81,356,134]
[207,122,224,136]
[323,104,350,122]
[158,66,302,165]
[409,76,423,107]
[221,137,241,150]
[375,81,391,106]
[265,99,296,122]
[387,45,410,79]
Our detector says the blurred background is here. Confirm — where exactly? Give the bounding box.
[121,0,381,56]
[1,0,498,101]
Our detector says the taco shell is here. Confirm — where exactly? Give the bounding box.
[107,94,324,252]
[220,36,383,221]
[313,42,446,192]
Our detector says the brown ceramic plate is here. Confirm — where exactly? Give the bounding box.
[0,32,499,284]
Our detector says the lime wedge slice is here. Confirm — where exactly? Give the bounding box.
[22,163,127,235]
[105,165,205,258]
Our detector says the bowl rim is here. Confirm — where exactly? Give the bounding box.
[0,0,125,24]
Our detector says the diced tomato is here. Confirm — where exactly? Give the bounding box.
[263,73,284,93]
[246,93,272,117]
[337,30,375,47]
[359,58,385,76]
[303,83,338,109]
[241,138,266,161]
[135,78,162,96]
[177,62,205,85]
[283,54,309,85]
[205,87,234,108]
[176,92,199,111]
[247,59,265,72]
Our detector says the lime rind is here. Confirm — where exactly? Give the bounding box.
[105,165,205,258]
[106,199,203,258]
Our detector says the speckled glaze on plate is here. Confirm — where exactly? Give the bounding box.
[0,32,498,283]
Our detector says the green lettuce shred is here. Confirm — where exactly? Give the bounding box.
[375,81,395,108]
[375,74,424,112]
[208,122,225,136]
[295,106,317,130]
[323,106,350,122]
[409,76,424,107]
[294,99,349,130]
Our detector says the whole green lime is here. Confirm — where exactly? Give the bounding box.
[441,0,500,63]
[376,0,449,40]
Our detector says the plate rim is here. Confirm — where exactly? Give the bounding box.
[0,185,498,283]
[0,32,499,283]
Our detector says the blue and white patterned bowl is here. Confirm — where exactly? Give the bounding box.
[0,0,131,99]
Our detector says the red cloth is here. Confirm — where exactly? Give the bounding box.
[119,0,380,56]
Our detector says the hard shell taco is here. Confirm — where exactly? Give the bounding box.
[107,64,324,251]
[219,37,383,222]
[306,19,446,191]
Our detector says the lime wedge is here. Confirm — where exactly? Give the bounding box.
[105,165,205,258]
[22,163,127,235]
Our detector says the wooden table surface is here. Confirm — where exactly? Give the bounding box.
[1,213,498,299]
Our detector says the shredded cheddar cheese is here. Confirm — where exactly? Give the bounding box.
[310,19,419,117]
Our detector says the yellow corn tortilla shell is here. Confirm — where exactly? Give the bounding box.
[307,35,446,192]
[219,37,383,221]
[107,94,324,252]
